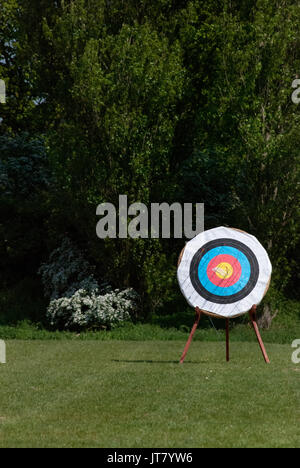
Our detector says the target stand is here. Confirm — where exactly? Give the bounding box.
[177,227,272,364]
[179,305,270,364]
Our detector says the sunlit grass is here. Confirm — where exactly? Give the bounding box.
[0,320,299,344]
[0,340,299,447]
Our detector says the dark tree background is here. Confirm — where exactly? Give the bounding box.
[0,0,300,325]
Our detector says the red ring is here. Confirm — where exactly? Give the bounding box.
[207,254,242,287]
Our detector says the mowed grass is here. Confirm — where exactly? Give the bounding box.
[0,340,299,448]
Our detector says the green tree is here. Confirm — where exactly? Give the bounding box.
[180,0,300,288]
[1,0,300,323]
[14,0,186,314]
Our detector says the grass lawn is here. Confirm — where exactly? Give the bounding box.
[0,340,299,448]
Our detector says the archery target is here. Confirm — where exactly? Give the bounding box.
[177,227,272,318]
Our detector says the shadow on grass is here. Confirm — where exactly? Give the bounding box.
[111,359,206,364]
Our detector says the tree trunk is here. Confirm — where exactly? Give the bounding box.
[257,304,278,329]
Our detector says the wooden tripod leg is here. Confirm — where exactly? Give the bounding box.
[249,305,270,364]
[180,307,202,364]
[226,318,230,362]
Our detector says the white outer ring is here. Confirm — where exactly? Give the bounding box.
[177,227,272,318]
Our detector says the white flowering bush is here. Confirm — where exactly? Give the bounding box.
[38,237,98,299]
[39,238,139,330]
[46,287,139,330]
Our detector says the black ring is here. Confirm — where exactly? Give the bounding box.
[189,238,259,304]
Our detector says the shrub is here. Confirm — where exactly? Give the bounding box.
[38,237,98,300]
[46,288,139,330]
[39,238,139,330]
[0,133,52,198]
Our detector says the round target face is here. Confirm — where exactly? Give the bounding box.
[177,227,272,318]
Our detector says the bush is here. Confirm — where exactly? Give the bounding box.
[46,287,139,330]
[39,237,139,330]
[38,237,98,300]
[0,133,52,198]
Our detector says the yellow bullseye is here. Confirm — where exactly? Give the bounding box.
[213,262,233,279]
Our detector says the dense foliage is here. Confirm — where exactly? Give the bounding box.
[0,0,300,327]
[39,237,139,329]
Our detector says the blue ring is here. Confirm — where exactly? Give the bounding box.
[198,246,251,297]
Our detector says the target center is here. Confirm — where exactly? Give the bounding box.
[213,262,233,279]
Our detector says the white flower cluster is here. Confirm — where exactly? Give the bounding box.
[39,237,139,330]
[46,287,139,330]
[38,237,98,299]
